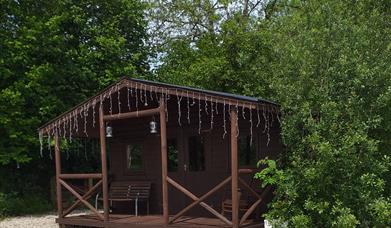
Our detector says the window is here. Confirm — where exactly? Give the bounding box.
[126,144,143,171]
[238,135,257,167]
[167,139,178,172]
[188,136,205,171]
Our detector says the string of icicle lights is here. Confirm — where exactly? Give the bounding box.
[38,79,280,159]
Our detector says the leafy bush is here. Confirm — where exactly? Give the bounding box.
[0,192,52,217]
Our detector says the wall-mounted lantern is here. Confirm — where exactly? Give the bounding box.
[149,117,158,134]
[106,124,113,138]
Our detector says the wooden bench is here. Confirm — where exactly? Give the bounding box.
[95,181,151,215]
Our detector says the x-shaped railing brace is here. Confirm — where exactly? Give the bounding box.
[168,177,232,226]
[168,176,272,227]
[59,179,103,220]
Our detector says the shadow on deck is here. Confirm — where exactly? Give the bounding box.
[57,214,264,228]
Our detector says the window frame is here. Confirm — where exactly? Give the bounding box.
[237,132,260,169]
[123,140,146,175]
[167,138,179,172]
[187,134,207,172]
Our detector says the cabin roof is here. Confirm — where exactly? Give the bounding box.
[38,77,279,134]
[130,78,278,105]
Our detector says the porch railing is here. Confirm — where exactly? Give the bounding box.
[58,174,103,219]
[167,168,271,226]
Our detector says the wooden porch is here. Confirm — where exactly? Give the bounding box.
[57,214,263,228]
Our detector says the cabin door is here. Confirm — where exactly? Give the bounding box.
[182,130,210,216]
[167,128,186,214]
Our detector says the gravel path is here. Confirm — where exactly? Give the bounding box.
[0,211,87,228]
[0,213,58,228]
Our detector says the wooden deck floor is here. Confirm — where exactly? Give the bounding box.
[57,214,264,228]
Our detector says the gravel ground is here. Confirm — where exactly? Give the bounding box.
[0,211,87,228]
[0,213,58,228]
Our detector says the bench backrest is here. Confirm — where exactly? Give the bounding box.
[109,181,151,200]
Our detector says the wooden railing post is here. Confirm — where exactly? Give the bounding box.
[54,133,63,226]
[160,97,169,225]
[230,108,239,228]
[99,105,109,224]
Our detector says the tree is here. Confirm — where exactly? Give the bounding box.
[152,0,391,226]
[256,0,391,226]
[0,0,148,207]
[0,0,148,164]
[147,0,278,97]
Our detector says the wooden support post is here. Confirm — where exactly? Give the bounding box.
[99,106,109,224]
[54,133,63,227]
[160,97,169,225]
[230,108,239,228]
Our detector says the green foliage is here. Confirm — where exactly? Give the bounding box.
[255,160,284,187]
[152,0,391,226]
[0,0,148,165]
[0,192,52,217]
[0,0,148,215]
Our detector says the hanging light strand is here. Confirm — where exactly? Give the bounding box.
[117,84,121,114]
[187,92,190,124]
[236,103,240,137]
[276,107,281,123]
[198,94,202,134]
[145,85,148,106]
[139,84,144,104]
[135,83,139,116]
[215,99,218,115]
[127,85,131,111]
[176,90,183,126]
[210,97,214,130]
[257,104,261,127]
[109,88,113,115]
[165,89,169,122]
[68,116,72,142]
[204,96,209,115]
[263,106,267,133]
[63,118,66,139]
[84,105,88,137]
[92,100,96,128]
[48,134,52,160]
[267,108,271,146]
[149,85,153,101]
[223,100,227,139]
[242,104,246,120]
[191,92,196,106]
[75,109,79,133]
[39,132,43,157]
[249,104,253,145]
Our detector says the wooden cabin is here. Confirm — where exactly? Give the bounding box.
[38,77,282,228]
